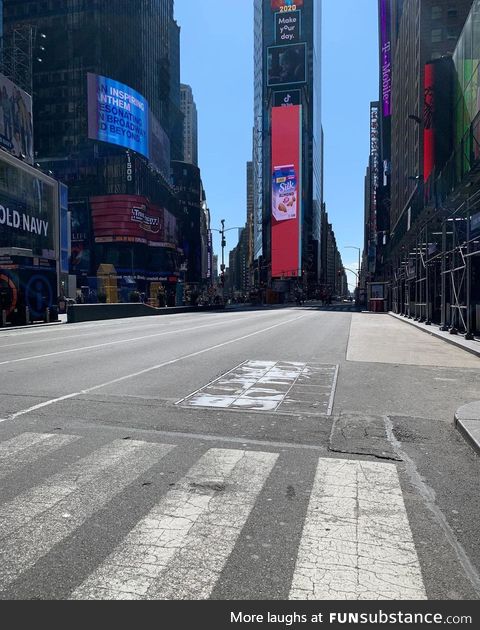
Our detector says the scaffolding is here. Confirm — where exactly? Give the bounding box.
[0,25,39,95]
[391,191,480,338]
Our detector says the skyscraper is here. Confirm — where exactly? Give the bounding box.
[3,0,183,301]
[180,84,198,166]
[253,0,323,299]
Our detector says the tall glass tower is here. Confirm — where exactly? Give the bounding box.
[253,0,323,296]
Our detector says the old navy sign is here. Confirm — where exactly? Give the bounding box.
[0,204,49,237]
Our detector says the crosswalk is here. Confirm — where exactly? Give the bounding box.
[0,432,427,600]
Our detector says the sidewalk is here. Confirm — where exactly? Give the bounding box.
[455,402,480,456]
[388,313,480,455]
[389,312,480,359]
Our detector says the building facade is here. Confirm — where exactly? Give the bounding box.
[368,0,480,333]
[180,83,198,167]
[252,0,323,300]
[3,0,184,303]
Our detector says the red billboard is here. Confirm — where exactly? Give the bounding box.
[424,63,435,184]
[91,195,169,245]
[271,105,302,279]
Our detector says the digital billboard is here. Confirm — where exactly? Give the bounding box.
[275,10,301,43]
[271,105,302,279]
[0,73,34,164]
[91,195,165,246]
[273,90,301,107]
[271,0,303,11]
[87,73,150,159]
[424,63,435,184]
[0,153,57,257]
[267,43,307,86]
[380,0,392,117]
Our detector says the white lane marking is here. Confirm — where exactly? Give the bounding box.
[290,458,426,601]
[0,313,280,367]
[71,448,278,600]
[6,314,309,422]
[326,365,339,417]
[0,310,281,349]
[0,439,174,590]
[0,432,80,480]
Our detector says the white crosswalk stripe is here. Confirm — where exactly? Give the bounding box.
[0,433,427,600]
[71,448,278,600]
[0,438,174,591]
[0,432,79,480]
[289,458,426,600]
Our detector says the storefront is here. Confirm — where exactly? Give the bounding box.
[0,151,61,325]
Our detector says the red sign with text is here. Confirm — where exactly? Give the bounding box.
[271,105,302,279]
[424,63,435,184]
[91,195,165,245]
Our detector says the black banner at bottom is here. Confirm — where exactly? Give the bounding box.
[1,600,479,628]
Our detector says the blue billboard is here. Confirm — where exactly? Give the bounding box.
[87,73,150,159]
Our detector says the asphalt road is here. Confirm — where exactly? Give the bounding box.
[0,305,479,600]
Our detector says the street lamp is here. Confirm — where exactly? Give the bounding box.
[210,220,243,287]
[344,246,361,289]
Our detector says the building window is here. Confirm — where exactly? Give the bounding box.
[431,6,442,20]
[447,8,458,19]
[447,27,458,40]
[431,29,443,43]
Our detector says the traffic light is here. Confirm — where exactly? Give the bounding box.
[220,272,225,286]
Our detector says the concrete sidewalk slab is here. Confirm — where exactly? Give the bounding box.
[389,312,480,359]
[455,402,480,455]
[347,313,480,368]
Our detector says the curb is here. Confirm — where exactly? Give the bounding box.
[454,402,480,455]
[389,312,480,359]
[0,320,63,333]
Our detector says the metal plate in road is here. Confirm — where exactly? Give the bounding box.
[176,360,339,416]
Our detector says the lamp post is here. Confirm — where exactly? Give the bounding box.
[344,246,361,289]
[210,221,243,292]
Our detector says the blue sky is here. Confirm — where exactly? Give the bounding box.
[174,1,379,290]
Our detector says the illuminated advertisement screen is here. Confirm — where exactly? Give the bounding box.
[380,0,392,117]
[424,63,435,184]
[271,105,302,279]
[87,73,150,159]
[275,10,301,43]
[0,74,34,164]
[91,195,165,246]
[271,0,303,11]
[267,43,307,86]
[0,156,57,257]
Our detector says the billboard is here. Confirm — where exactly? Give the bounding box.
[87,73,150,159]
[271,0,303,10]
[424,63,435,184]
[369,103,380,240]
[0,153,57,257]
[91,195,166,246]
[275,10,301,43]
[380,0,392,118]
[267,43,307,86]
[271,105,302,279]
[273,89,301,107]
[0,73,34,164]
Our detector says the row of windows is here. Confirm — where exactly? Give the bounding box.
[431,27,459,43]
[431,6,458,21]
